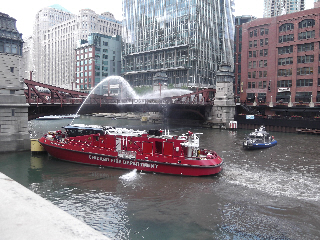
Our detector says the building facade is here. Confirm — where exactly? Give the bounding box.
[234,15,256,102]
[75,33,122,94]
[263,0,305,18]
[29,5,122,89]
[240,4,320,107]
[122,0,235,88]
[0,12,29,152]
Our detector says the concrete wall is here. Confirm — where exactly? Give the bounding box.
[0,53,30,152]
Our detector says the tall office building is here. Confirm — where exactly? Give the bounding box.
[30,5,122,88]
[263,0,305,17]
[122,0,235,88]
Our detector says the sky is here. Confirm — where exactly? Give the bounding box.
[2,0,315,39]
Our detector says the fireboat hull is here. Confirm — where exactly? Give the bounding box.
[39,139,223,176]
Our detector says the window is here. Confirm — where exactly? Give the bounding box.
[11,109,15,116]
[278,45,294,54]
[260,50,263,56]
[297,55,314,63]
[298,43,314,52]
[246,93,255,102]
[252,71,256,78]
[253,61,256,68]
[277,80,292,87]
[297,79,313,87]
[279,34,294,43]
[10,67,14,73]
[295,92,312,102]
[297,67,313,75]
[278,57,293,65]
[276,91,291,102]
[298,30,315,40]
[278,68,292,76]
[298,19,315,29]
[279,23,294,32]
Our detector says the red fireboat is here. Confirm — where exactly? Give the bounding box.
[38,124,223,176]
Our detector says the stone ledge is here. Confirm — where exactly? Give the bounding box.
[0,172,110,240]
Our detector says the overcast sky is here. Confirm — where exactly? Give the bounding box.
[2,0,315,39]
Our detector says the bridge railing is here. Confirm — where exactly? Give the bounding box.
[27,97,213,105]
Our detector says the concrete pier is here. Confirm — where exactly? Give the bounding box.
[0,172,109,240]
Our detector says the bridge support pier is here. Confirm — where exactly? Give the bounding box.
[205,64,235,129]
[0,53,30,152]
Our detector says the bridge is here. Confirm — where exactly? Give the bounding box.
[24,80,216,121]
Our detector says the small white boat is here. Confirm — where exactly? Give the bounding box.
[243,126,277,150]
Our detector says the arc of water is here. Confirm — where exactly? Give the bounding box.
[70,76,139,124]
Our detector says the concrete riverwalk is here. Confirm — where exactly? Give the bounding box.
[0,172,109,240]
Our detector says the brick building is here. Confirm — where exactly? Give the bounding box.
[75,34,121,94]
[240,3,320,111]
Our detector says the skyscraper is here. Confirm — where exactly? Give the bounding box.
[29,5,122,88]
[122,0,235,88]
[263,0,305,17]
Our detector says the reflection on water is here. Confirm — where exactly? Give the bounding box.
[1,116,320,239]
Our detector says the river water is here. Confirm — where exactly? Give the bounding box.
[1,116,319,240]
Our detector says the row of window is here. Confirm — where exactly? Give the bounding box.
[278,55,316,65]
[76,71,92,77]
[248,71,268,78]
[76,59,94,66]
[248,79,315,89]
[247,92,315,103]
[248,60,268,68]
[277,67,315,76]
[277,79,315,87]
[76,52,93,60]
[249,28,269,38]
[247,81,267,89]
[249,49,268,58]
[249,38,269,48]
[278,19,315,33]
[278,43,315,55]
[76,78,92,84]
[76,47,93,54]
[76,65,92,71]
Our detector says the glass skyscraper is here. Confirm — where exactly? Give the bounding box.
[122,0,235,88]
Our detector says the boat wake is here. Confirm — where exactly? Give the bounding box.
[119,169,138,181]
[225,163,320,202]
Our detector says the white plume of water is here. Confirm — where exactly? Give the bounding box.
[70,75,194,124]
[70,76,139,124]
[119,169,138,181]
[141,89,192,99]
